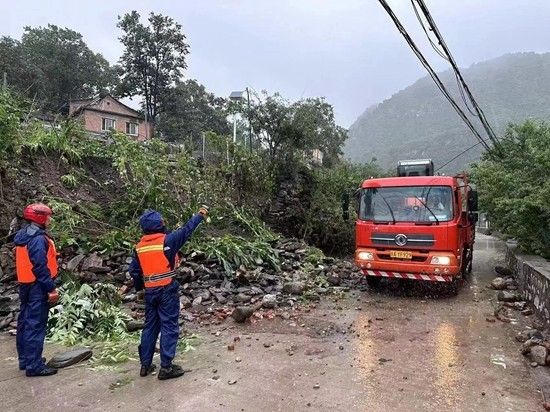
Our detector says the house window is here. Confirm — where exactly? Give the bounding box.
[102,118,116,131]
[126,122,138,136]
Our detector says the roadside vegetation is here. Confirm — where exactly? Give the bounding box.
[0,83,376,361]
[472,120,550,258]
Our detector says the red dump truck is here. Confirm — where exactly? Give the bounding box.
[354,160,477,291]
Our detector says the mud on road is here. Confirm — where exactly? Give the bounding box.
[0,234,546,411]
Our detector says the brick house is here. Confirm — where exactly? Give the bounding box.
[69,94,152,140]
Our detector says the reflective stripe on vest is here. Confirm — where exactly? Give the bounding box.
[16,237,58,284]
[135,233,179,288]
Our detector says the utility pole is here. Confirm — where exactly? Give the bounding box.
[144,101,149,140]
[226,137,230,166]
[246,87,252,152]
[2,72,7,90]
[233,113,237,143]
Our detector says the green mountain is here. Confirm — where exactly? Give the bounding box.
[345,52,550,173]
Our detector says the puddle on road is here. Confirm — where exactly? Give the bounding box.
[354,313,467,408]
[433,322,464,408]
[475,237,501,251]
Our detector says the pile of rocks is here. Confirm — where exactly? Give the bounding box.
[488,265,534,321]
[488,265,550,368]
[0,244,20,332]
[63,252,129,284]
[489,265,518,292]
[518,328,550,367]
[123,238,364,325]
[0,237,365,331]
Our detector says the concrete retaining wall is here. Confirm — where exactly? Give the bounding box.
[507,242,550,323]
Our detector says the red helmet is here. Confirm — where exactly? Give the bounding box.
[23,203,53,225]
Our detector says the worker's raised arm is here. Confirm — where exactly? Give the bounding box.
[164,206,208,259]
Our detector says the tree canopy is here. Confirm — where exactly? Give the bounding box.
[248,92,347,167]
[0,25,118,112]
[157,79,230,146]
[117,11,189,123]
[473,120,550,258]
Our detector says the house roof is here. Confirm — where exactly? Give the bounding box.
[229,91,244,100]
[69,94,144,120]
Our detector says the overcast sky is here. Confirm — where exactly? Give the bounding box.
[3,0,550,126]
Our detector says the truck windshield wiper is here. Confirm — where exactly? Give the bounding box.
[378,194,396,224]
[413,192,439,224]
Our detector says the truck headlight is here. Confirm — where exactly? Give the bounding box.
[430,256,451,265]
[357,251,374,261]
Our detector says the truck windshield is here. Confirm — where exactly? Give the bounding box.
[360,186,454,223]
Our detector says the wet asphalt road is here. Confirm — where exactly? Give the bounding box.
[350,234,541,411]
[0,233,544,411]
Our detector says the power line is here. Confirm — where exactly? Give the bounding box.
[453,72,478,116]
[377,0,491,151]
[412,0,501,149]
[436,141,484,172]
[410,0,478,117]
[410,0,447,60]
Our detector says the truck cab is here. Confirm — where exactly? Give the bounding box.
[354,174,476,289]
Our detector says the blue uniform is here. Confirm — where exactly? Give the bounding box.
[14,224,56,374]
[129,211,203,369]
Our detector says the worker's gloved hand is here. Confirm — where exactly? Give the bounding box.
[47,289,59,305]
[198,205,209,217]
[136,290,145,301]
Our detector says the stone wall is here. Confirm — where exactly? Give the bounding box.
[507,242,550,323]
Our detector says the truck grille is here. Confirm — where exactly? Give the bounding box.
[371,233,434,247]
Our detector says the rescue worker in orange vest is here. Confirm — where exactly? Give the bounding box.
[14,203,59,377]
[129,207,207,380]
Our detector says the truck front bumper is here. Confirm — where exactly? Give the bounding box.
[355,247,462,281]
[361,269,454,282]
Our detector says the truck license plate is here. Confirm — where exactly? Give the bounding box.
[390,250,413,259]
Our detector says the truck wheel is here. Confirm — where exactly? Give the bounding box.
[461,247,473,277]
[447,278,460,296]
[466,248,473,274]
[366,276,382,288]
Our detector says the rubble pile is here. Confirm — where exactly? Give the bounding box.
[0,238,365,332]
[488,265,550,367]
[488,265,534,320]
[517,328,550,367]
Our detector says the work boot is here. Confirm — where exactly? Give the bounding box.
[140,364,157,377]
[158,364,185,380]
[19,357,47,371]
[26,366,58,377]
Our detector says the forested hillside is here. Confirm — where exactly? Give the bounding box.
[346,52,550,172]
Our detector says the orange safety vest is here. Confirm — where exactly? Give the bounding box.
[16,237,58,284]
[135,233,179,288]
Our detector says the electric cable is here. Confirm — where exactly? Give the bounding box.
[413,0,501,149]
[377,0,491,151]
[435,140,484,172]
[411,0,478,117]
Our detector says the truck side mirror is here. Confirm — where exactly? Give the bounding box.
[468,189,478,212]
[341,191,350,221]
